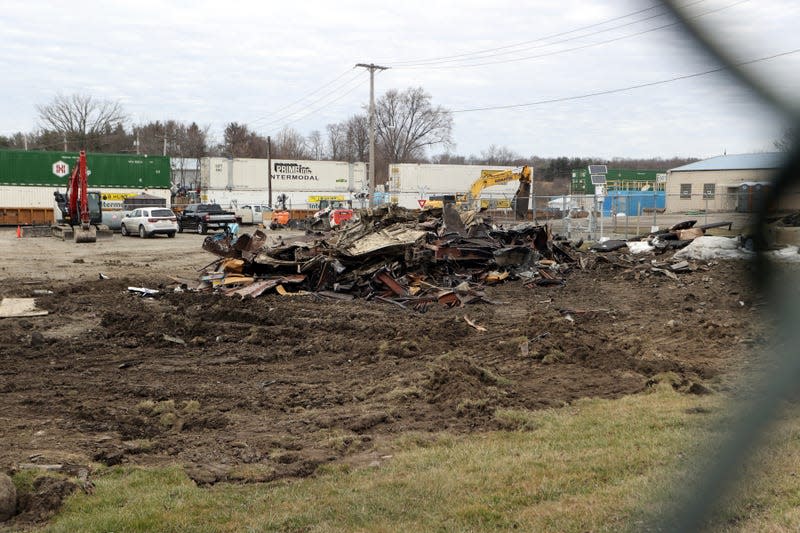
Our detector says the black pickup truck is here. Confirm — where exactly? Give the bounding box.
[177,203,238,234]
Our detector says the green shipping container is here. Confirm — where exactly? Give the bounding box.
[571,168,664,194]
[0,149,171,188]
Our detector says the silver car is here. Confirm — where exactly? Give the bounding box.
[120,207,178,238]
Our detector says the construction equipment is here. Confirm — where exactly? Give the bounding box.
[459,165,532,218]
[423,166,532,219]
[269,194,291,229]
[52,151,112,242]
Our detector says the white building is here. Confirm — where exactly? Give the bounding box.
[665,152,796,212]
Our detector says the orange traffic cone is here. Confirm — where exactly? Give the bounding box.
[16,225,21,238]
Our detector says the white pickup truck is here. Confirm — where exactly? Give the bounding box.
[234,204,273,225]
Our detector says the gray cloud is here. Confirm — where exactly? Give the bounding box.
[1,0,797,158]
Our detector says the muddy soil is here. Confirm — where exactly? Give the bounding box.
[0,229,765,507]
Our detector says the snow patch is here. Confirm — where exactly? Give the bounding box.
[672,236,753,261]
[626,241,655,254]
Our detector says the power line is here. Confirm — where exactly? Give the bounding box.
[251,71,367,131]
[395,1,746,70]
[388,1,702,68]
[450,48,800,113]
[248,67,361,127]
[260,71,370,135]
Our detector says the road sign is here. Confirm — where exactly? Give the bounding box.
[417,199,427,208]
[656,173,667,183]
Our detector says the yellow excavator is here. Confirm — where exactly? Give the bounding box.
[426,165,532,219]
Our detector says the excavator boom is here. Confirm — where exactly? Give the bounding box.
[464,165,532,218]
[53,151,100,242]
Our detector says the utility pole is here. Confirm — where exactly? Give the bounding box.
[163,135,167,156]
[63,133,67,152]
[135,130,140,155]
[267,136,272,207]
[23,134,28,151]
[355,63,389,208]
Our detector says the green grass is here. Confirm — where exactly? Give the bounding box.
[38,386,800,532]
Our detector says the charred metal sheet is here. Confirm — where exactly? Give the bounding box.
[533,278,565,287]
[590,240,628,252]
[552,242,576,263]
[342,225,427,257]
[251,253,303,268]
[426,244,493,261]
[436,291,460,307]
[317,290,355,301]
[202,234,238,257]
[441,203,467,236]
[235,229,268,260]
[226,279,279,298]
[670,220,697,231]
[677,228,705,241]
[493,246,533,267]
[697,221,733,231]
[375,270,409,296]
[314,260,335,291]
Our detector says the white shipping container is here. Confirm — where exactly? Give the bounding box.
[202,157,366,193]
[388,163,519,195]
[204,189,359,211]
[0,185,171,228]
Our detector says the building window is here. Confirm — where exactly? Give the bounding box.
[680,184,692,199]
[703,183,715,199]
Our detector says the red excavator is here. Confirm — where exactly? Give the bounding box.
[52,150,111,242]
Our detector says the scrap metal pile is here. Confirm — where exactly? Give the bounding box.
[197,205,579,309]
[589,219,733,252]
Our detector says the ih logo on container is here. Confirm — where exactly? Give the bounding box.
[52,161,70,178]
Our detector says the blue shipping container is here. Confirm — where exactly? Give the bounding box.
[602,191,665,216]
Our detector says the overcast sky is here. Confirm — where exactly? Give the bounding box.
[2,0,798,159]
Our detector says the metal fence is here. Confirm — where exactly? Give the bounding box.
[644,2,800,531]
[514,191,797,241]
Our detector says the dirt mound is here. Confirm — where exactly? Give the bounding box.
[13,476,78,524]
[0,257,762,496]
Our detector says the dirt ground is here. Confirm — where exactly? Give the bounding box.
[0,226,765,517]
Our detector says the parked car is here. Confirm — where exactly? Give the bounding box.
[120,207,178,238]
[234,204,273,225]
[177,203,238,234]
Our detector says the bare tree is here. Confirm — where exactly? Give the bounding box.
[479,145,524,165]
[222,122,250,157]
[36,93,127,150]
[219,122,268,157]
[431,152,467,164]
[326,123,346,160]
[345,114,369,162]
[273,126,308,159]
[307,130,325,160]
[0,132,30,149]
[184,122,209,160]
[774,127,798,152]
[375,87,453,163]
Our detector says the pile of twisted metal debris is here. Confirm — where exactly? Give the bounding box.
[197,205,579,309]
[589,219,733,253]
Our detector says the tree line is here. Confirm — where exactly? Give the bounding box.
[0,91,702,185]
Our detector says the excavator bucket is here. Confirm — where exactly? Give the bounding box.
[94,225,114,240]
[74,225,97,243]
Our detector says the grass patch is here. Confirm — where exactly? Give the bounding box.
[494,408,540,431]
[384,386,422,401]
[44,388,800,532]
